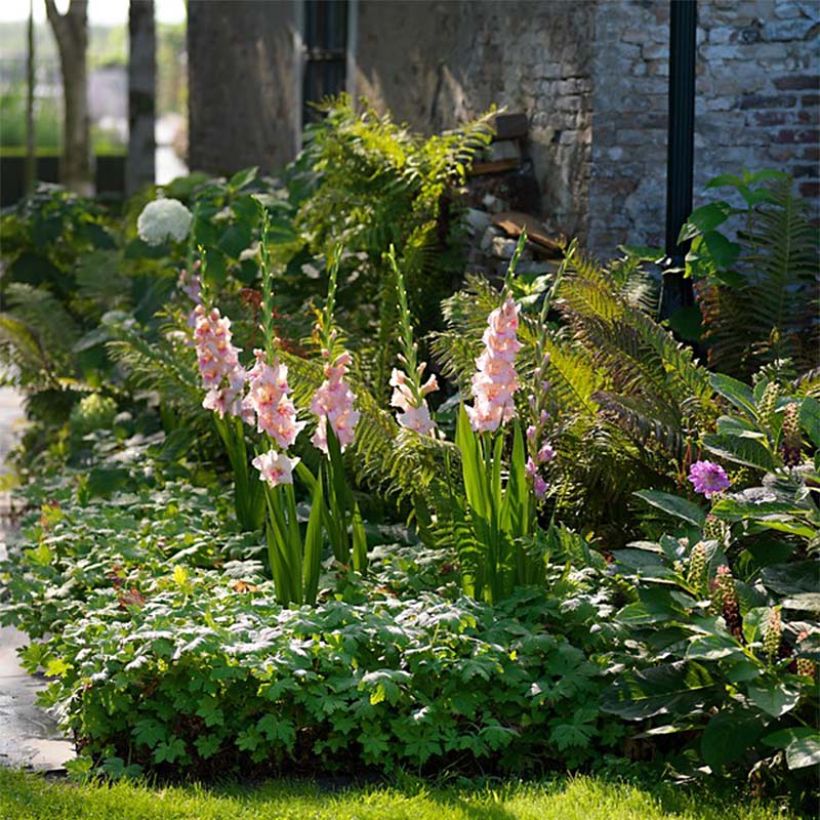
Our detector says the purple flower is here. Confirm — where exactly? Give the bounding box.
[533,475,548,499]
[537,442,555,464]
[688,460,730,498]
[525,456,538,479]
[526,425,537,442]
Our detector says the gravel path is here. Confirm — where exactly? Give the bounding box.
[0,388,75,771]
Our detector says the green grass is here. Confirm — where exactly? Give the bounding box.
[0,769,791,820]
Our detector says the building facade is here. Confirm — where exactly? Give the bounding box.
[188,0,819,258]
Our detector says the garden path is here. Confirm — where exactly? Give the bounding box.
[0,387,74,771]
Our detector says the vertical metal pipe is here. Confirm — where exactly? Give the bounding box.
[661,0,697,319]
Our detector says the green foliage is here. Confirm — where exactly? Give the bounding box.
[432,249,718,548]
[606,381,819,804]
[292,95,494,388]
[681,171,819,379]
[1,444,624,779]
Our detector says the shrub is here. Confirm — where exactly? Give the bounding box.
[604,377,819,806]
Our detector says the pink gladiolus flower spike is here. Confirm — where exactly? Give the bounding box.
[245,349,306,449]
[466,296,521,433]
[310,350,360,454]
[193,305,252,422]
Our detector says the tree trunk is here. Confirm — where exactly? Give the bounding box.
[127,0,156,195]
[187,1,300,175]
[45,0,92,195]
[24,0,36,194]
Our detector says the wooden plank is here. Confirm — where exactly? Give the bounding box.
[491,211,565,255]
[470,158,520,176]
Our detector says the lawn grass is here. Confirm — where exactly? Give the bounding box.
[0,768,791,820]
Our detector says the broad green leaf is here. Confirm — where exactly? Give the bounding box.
[709,373,757,419]
[703,231,741,269]
[702,433,777,471]
[761,562,820,596]
[228,166,258,191]
[634,490,706,527]
[762,726,817,749]
[686,634,744,662]
[786,736,820,770]
[780,593,820,613]
[800,397,820,449]
[747,682,800,718]
[701,708,764,770]
[678,202,733,241]
[705,173,744,190]
[710,496,804,522]
[602,661,716,720]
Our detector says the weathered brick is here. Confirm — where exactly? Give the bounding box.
[739,93,797,109]
[776,128,819,143]
[801,94,820,107]
[792,164,819,179]
[752,110,790,125]
[774,75,820,90]
[765,18,817,41]
[799,181,820,198]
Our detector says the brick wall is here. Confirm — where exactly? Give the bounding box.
[185,1,818,257]
[587,0,819,258]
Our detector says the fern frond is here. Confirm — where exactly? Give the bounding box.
[106,322,202,412]
[699,176,819,378]
[0,283,82,384]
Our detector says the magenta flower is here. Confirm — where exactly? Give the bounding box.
[533,475,548,500]
[688,460,730,498]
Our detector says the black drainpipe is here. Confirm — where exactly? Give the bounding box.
[660,0,698,320]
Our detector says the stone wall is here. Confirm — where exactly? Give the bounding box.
[588,0,819,258]
[185,1,818,257]
[353,0,595,239]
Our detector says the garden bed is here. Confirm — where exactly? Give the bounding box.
[0,100,817,816]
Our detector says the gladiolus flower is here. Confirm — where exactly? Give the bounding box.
[310,350,360,453]
[466,297,520,433]
[533,475,548,499]
[252,450,299,488]
[537,443,555,464]
[390,366,437,436]
[193,305,252,423]
[525,457,538,478]
[245,349,306,449]
[688,460,730,498]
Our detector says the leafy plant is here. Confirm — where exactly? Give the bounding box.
[605,379,819,803]
[292,95,494,389]
[680,170,819,380]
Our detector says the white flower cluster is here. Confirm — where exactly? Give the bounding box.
[137,198,193,246]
